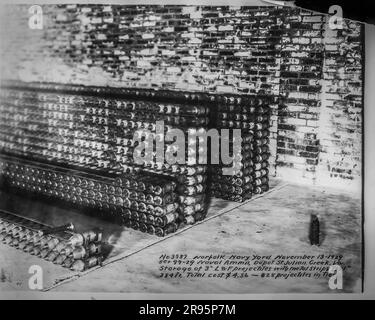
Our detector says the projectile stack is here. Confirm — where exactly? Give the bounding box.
[90,90,212,226]
[116,172,180,236]
[0,210,103,271]
[0,87,116,172]
[251,103,271,195]
[175,165,208,225]
[0,83,213,231]
[170,94,211,226]
[209,96,271,202]
[0,156,179,237]
[0,82,272,237]
[209,132,254,202]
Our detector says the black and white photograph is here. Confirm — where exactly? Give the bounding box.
[0,0,372,300]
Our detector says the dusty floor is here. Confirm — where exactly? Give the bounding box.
[0,179,362,294]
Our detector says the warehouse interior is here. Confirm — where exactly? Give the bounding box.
[0,3,363,293]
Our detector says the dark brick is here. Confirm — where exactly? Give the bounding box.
[306,145,319,152]
[298,151,318,158]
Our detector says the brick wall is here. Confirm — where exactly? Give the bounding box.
[276,9,325,182]
[0,4,364,188]
[317,19,363,188]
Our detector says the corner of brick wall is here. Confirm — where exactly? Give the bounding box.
[315,17,363,189]
[275,8,324,184]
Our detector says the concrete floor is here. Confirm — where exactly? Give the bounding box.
[0,179,362,294]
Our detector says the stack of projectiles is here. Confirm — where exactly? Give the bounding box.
[112,91,211,226]
[163,94,211,226]
[0,82,211,234]
[209,96,271,202]
[0,210,103,271]
[0,156,179,237]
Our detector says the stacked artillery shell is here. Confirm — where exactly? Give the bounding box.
[112,92,211,226]
[171,94,211,226]
[112,91,211,226]
[0,210,103,271]
[0,82,271,234]
[0,156,179,237]
[209,132,254,202]
[209,95,271,202]
[176,166,208,225]
[0,83,211,230]
[116,172,180,237]
[251,104,271,195]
